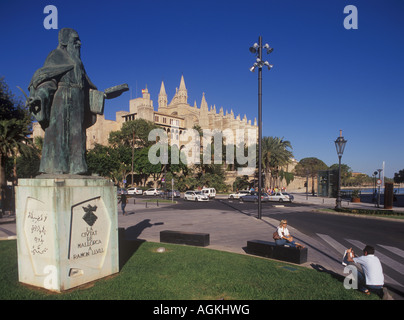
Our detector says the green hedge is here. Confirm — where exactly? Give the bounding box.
[336,207,403,216]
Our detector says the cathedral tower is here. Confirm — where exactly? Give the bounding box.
[177,74,188,104]
[158,81,167,110]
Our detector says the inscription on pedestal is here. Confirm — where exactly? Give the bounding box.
[23,197,55,276]
[69,197,111,269]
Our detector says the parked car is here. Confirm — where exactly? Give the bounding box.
[144,188,163,196]
[117,188,128,195]
[184,190,209,201]
[166,190,181,198]
[201,188,216,199]
[239,192,270,202]
[228,190,251,199]
[283,192,294,201]
[127,187,143,195]
[268,192,293,202]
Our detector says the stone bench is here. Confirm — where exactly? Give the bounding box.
[246,240,307,264]
[160,230,210,247]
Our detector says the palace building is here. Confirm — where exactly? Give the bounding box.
[33,75,258,151]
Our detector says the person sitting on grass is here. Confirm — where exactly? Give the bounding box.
[275,220,305,249]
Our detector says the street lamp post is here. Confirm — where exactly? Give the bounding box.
[377,168,382,208]
[373,171,378,206]
[250,36,273,219]
[335,130,347,209]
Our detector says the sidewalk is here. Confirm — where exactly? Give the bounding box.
[0,212,16,240]
[291,192,404,212]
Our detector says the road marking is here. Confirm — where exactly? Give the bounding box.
[0,226,16,237]
[378,244,404,259]
[316,233,347,255]
[346,239,404,276]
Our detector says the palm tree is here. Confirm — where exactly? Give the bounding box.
[261,136,293,189]
[0,77,34,211]
[0,118,32,208]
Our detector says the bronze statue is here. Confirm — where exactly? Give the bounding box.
[27,28,128,175]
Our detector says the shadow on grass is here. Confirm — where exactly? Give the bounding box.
[118,219,164,271]
[310,263,345,282]
[119,228,145,271]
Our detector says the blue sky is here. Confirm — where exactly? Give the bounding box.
[1,0,403,178]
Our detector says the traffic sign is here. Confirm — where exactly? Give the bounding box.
[377,179,382,186]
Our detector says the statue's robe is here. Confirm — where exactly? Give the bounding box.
[28,47,97,175]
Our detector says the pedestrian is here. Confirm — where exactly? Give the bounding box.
[345,245,385,297]
[274,220,305,249]
[119,193,128,216]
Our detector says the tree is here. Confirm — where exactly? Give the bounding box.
[16,143,41,179]
[86,144,124,178]
[261,136,293,189]
[0,77,29,121]
[132,146,161,186]
[294,157,328,195]
[0,78,33,209]
[329,163,352,187]
[394,169,404,184]
[233,175,250,191]
[108,118,160,148]
[0,118,33,208]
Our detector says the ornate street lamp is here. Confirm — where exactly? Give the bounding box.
[250,36,273,219]
[335,130,347,209]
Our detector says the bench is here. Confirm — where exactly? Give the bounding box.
[160,230,210,247]
[246,240,307,264]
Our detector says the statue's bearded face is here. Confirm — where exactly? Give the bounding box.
[67,32,81,61]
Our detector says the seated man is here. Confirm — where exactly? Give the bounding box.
[346,245,384,296]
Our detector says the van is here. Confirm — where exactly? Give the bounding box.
[201,188,216,199]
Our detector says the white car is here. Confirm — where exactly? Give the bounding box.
[144,188,163,196]
[184,191,209,201]
[228,190,251,199]
[268,192,293,202]
[127,187,143,195]
[201,188,216,199]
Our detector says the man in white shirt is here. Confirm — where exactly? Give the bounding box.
[346,245,384,296]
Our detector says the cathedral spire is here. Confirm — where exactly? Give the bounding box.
[200,92,208,111]
[199,92,209,127]
[178,74,187,104]
[158,80,167,109]
[159,81,167,96]
[179,74,186,91]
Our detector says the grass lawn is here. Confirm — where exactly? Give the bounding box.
[0,239,377,300]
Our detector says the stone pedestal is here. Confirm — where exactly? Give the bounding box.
[15,177,119,292]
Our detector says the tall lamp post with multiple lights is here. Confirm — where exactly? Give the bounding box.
[249,36,273,219]
[335,130,347,209]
